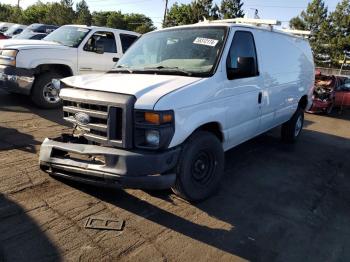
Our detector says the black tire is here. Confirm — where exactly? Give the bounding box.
[31,72,63,109]
[171,131,224,202]
[281,108,304,143]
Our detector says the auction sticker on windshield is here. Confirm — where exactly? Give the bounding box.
[193,37,219,47]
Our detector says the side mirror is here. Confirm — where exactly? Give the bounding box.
[95,44,104,54]
[113,57,119,62]
[227,57,257,80]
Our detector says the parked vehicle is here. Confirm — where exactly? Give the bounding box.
[13,32,48,40]
[307,71,350,114]
[13,23,59,40]
[0,25,140,108]
[0,22,15,39]
[3,24,27,39]
[39,19,314,202]
[0,22,15,33]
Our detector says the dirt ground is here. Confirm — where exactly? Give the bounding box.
[0,89,350,262]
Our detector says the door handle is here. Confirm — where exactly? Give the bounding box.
[113,57,119,62]
[80,67,92,71]
[258,92,263,104]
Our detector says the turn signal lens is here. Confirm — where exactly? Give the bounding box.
[145,112,160,124]
[162,114,173,123]
[144,112,173,125]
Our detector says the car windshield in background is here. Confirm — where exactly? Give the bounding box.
[43,26,90,47]
[114,27,227,77]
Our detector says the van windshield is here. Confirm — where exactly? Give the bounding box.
[113,27,227,77]
[43,26,90,47]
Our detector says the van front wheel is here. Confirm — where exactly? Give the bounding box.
[281,108,304,143]
[172,131,224,202]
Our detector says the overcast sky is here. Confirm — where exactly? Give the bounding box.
[2,0,340,27]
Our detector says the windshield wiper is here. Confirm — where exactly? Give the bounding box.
[143,66,192,76]
[112,65,133,74]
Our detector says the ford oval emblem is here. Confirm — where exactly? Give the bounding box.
[74,112,90,126]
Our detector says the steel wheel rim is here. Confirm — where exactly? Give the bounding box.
[191,150,216,186]
[295,115,303,137]
[42,82,60,104]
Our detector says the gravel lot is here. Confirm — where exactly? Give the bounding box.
[0,89,350,262]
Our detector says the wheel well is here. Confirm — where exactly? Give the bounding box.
[34,64,73,78]
[196,122,223,142]
[298,95,308,110]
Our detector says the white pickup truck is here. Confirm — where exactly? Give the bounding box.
[40,19,314,202]
[0,25,140,108]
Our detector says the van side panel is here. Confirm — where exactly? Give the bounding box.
[254,30,314,132]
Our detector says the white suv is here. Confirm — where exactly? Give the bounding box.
[40,19,314,202]
[0,25,139,108]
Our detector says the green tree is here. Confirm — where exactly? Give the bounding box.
[75,0,92,25]
[289,16,307,30]
[192,0,219,21]
[92,11,111,26]
[220,0,244,19]
[328,0,350,63]
[21,2,50,24]
[106,11,127,29]
[163,2,194,27]
[125,13,156,33]
[0,4,23,23]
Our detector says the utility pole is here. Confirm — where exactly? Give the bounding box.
[17,0,21,8]
[163,0,169,25]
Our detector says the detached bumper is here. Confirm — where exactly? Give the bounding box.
[0,65,35,95]
[39,138,180,190]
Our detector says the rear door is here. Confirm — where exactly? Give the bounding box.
[78,31,121,74]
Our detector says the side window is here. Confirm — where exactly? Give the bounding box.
[84,31,117,53]
[227,31,258,79]
[120,34,138,53]
[14,29,23,35]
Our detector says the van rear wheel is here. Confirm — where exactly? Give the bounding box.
[281,108,304,143]
[172,131,224,202]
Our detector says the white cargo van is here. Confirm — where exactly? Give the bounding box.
[40,19,315,201]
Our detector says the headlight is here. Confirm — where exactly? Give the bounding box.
[0,49,18,66]
[134,110,175,150]
[145,130,160,146]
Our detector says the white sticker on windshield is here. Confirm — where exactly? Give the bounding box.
[193,37,219,47]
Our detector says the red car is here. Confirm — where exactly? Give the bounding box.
[0,33,9,40]
[307,71,350,114]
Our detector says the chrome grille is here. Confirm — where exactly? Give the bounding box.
[63,101,122,146]
[60,87,136,149]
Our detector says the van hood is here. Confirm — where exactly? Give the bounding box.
[0,39,68,50]
[62,73,202,108]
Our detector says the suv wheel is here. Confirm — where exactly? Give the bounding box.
[31,72,63,109]
[172,131,224,202]
[281,108,304,143]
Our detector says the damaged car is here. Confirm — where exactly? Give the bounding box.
[307,71,350,114]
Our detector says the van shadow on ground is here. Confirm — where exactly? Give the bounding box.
[61,127,350,262]
[0,126,40,153]
[0,194,61,262]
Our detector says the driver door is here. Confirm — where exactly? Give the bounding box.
[78,31,120,74]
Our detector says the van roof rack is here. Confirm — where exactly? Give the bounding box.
[280,29,311,37]
[199,18,311,38]
[207,18,281,27]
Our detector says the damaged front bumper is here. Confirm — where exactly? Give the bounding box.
[0,65,35,95]
[39,137,180,190]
